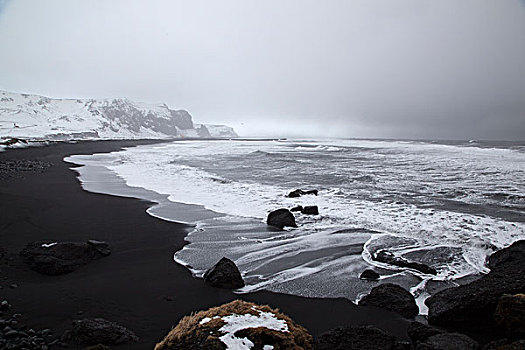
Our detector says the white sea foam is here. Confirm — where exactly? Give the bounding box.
[66,139,525,314]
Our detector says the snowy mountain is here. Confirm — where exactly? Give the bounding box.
[0,90,238,140]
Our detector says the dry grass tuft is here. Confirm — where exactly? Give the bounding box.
[155,300,314,350]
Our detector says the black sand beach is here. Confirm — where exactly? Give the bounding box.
[0,140,411,348]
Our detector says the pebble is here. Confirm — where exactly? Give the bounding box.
[4,329,19,338]
[0,300,10,311]
[0,305,59,350]
[40,328,52,335]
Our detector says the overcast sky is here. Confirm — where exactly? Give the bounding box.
[0,1,524,140]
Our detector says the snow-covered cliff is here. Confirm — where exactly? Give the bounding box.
[0,90,238,140]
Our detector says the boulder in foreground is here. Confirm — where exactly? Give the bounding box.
[20,240,111,275]
[203,257,245,289]
[154,299,314,350]
[317,325,397,350]
[267,208,297,229]
[426,240,525,331]
[69,318,138,346]
[358,283,418,318]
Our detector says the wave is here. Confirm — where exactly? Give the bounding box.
[65,138,525,314]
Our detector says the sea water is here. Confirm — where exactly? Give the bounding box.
[65,139,525,314]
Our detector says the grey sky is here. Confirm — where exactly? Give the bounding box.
[1,0,524,140]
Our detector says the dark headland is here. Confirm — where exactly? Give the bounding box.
[0,140,412,349]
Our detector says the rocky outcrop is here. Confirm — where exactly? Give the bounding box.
[287,189,318,198]
[415,332,480,350]
[0,90,238,140]
[155,300,314,350]
[358,283,418,318]
[20,240,111,275]
[203,257,245,289]
[487,240,525,269]
[359,269,380,281]
[373,250,437,275]
[68,318,138,346]
[493,294,525,338]
[317,325,397,350]
[0,137,27,146]
[267,208,297,229]
[426,240,525,331]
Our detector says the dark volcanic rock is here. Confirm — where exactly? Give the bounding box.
[484,339,525,350]
[290,205,303,212]
[20,240,111,275]
[87,240,111,256]
[301,205,319,215]
[203,257,245,289]
[267,208,297,229]
[360,269,380,281]
[416,332,480,350]
[488,240,525,269]
[407,321,444,343]
[374,250,437,275]
[71,318,138,345]
[494,294,525,338]
[358,283,418,318]
[426,240,525,331]
[287,189,318,198]
[317,325,397,350]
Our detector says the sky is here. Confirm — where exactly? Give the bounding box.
[0,1,524,140]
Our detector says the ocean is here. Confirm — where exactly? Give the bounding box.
[65,138,525,314]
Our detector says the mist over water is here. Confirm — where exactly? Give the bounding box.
[66,139,525,313]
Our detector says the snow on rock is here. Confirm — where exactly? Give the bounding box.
[218,307,289,350]
[154,300,314,350]
[0,90,237,141]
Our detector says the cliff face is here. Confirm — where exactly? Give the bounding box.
[0,90,238,140]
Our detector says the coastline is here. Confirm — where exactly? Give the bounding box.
[0,140,411,349]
